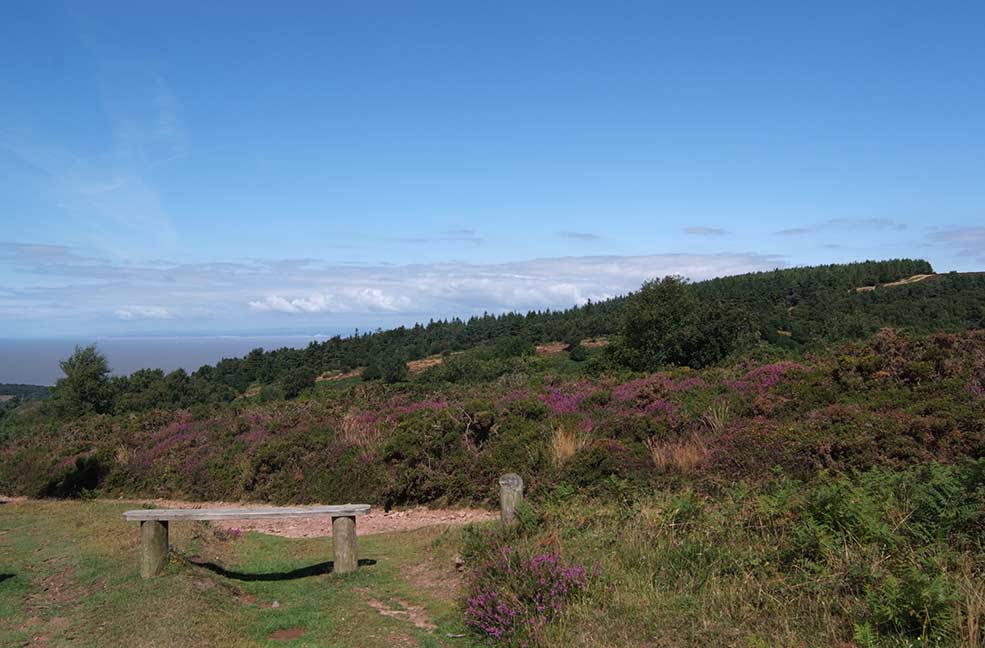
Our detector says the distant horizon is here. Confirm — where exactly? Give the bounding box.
[0,335,351,386]
[2,258,973,385]
[1,255,966,341]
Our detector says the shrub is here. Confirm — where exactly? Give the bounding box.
[568,344,588,362]
[465,545,594,646]
[560,440,650,491]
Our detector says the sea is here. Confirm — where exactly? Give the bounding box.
[0,334,344,385]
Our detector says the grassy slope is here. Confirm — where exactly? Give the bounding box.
[0,499,481,648]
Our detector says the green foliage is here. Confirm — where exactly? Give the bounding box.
[279,366,317,399]
[49,345,113,417]
[256,384,285,402]
[568,344,588,362]
[41,456,109,498]
[381,410,475,505]
[620,276,755,370]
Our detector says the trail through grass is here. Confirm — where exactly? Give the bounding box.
[0,499,480,647]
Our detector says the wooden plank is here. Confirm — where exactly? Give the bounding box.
[123,504,370,521]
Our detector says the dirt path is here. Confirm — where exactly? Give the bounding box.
[115,499,497,538]
[855,273,937,292]
[1,495,497,538]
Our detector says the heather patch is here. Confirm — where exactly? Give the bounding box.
[465,545,594,646]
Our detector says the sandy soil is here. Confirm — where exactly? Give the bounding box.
[315,368,363,382]
[535,342,567,355]
[855,273,937,292]
[406,355,445,374]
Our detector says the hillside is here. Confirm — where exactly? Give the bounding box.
[4,259,985,646]
[26,259,985,418]
[0,384,50,400]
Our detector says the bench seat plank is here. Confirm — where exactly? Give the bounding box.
[123,504,370,522]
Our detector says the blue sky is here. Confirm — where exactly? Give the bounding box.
[2,1,984,337]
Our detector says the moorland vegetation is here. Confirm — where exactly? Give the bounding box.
[2,259,985,646]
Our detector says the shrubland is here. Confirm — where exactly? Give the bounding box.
[3,259,985,646]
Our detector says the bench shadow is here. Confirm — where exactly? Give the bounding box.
[188,558,376,582]
[0,574,13,583]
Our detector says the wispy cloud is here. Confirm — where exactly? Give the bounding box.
[927,227,985,263]
[775,228,813,236]
[0,57,187,260]
[557,231,601,241]
[390,230,483,245]
[773,218,906,236]
[683,226,729,236]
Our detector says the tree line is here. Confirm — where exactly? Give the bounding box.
[44,258,985,416]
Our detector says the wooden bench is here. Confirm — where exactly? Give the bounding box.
[123,505,371,578]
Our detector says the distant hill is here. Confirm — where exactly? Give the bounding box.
[0,384,51,400]
[195,258,984,391]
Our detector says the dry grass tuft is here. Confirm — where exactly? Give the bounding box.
[644,434,708,472]
[701,399,731,435]
[115,445,136,466]
[958,561,985,648]
[339,411,383,447]
[551,425,589,466]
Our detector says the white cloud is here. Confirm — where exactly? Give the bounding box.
[248,253,782,316]
[1,242,785,331]
[114,306,174,320]
[249,289,412,314]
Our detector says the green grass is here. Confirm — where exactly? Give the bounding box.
[0,499,482,647]
[464,468,985,648]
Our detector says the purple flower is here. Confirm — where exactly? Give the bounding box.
[465,545,594,645]
[727,362,806,394]
[539,384,595,415]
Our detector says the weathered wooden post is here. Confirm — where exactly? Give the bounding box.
[499,473,523,525]
[332,515,358,574]
[140,520,169,578]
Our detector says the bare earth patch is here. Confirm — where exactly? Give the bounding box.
[535,341,567,355]
[580,337,609,348]
[117,499,496,538]
[855,273,937,292]
[367,598,437,632]
[268,627,306,641]
[316,368,363,382]
[406,355,444,374]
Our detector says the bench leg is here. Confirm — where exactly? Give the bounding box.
[332,515,357,574]
[140,520,169,578]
